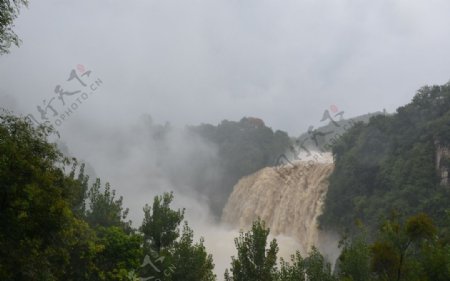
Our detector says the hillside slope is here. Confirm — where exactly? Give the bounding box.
[320,82,450,235]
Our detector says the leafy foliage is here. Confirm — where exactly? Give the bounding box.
[320,82,450,235]
[336,213,450,281]
[86,179,131,230]
[0,113,215,280]
[92,226,143,281]
[225,219,336,281]
[3,83,450,281]
[189,117,291,215]
[170,223,216,281]
[225,219,279,281]
[140,192,184,254]
[277,251,306,281]
[337,231,371,281]
[139,192,215,281]
[0,0,28,54]
[302,247,336,281]
[0,114,80,279]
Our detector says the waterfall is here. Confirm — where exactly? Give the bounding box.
[221,155,334,254]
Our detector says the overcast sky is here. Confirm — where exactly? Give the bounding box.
[2,0,450,136]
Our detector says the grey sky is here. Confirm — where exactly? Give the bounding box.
[2,0,450,135]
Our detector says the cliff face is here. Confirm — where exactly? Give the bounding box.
[436,141,450,186]
[221,158,334,254]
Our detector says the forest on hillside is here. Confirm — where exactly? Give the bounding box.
[188,117,290,215]
[320,82,450,237]
[114,116,292,217]
[2,112,450,281]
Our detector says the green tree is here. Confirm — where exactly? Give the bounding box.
[62,218,102,281]
[320,82,450,236]
[371,213,436,281]
[0,0,28,54]
[67,162,90,217]
[0,113,145,280]
[140,192,184,254]
[86,179,131,231]
[337,232,372,281]
[92,226,143,281]
[225,219,278,281]
[188,118,291,216]
[0,113,217,281]
[303,247,336,281]
[277,248,337,281]
[139,192,215,281]
[420,240,450,281]
[169,222,216,281]
[277,251,306,281]
[0,114,95,279]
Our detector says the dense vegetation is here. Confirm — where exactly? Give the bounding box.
[335,212,450,281]
[1,112,450,281]
[0,113,215,280]
[189,117,290,215]
[99,115,290,218]
[0,0,28,54]
[320,82,450,236]
[225,214,450,281]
